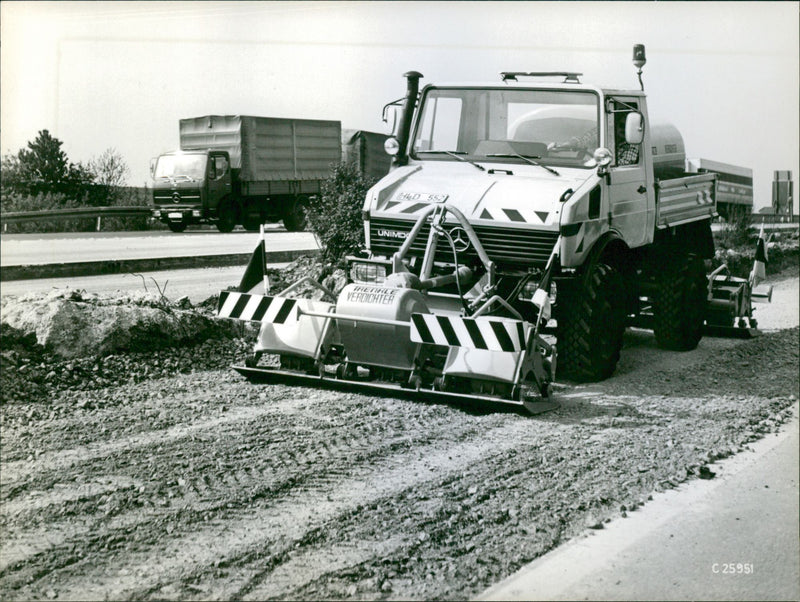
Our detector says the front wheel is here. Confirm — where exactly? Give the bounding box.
[555,263,627,382]
[216,202,237,233]
[652,255,707,350]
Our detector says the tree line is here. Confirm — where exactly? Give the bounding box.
[1,129,134,210]
[1,130,153,232]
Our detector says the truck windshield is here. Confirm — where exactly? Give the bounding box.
[154,154,207,180]
[411,87,600,169]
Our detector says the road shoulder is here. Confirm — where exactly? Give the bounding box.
[479,402,800,601]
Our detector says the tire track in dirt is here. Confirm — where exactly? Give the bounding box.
[0,390,475,586]
[9,416,534,601]
[0,401,301,487]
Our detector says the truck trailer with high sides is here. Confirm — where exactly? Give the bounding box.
[217,45,766,413]
[151,116,342,232]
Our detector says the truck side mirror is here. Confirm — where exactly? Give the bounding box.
[382,104,401,136]
[149,158,156,178]
[625,112,644,145]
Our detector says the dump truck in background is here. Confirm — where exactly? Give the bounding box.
[218,45,769,413]
[151,116,341,232]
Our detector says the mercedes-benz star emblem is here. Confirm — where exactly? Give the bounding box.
[449,227,470,253]
[172,192,181,203]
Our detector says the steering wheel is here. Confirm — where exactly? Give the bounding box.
[548,142,593,160]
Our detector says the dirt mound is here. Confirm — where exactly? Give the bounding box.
[0,288,242,360]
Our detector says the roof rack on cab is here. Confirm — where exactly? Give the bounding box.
[500,72,583,84]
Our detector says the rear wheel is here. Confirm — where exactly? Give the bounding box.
[556,263,627,382]
[216,202,237,233]
[282,197,307,232]
[652,255,707,350]
[243,213,262,232]
[167,221,187,233]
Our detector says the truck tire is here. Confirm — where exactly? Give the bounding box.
[216,203,237,233]
[243,214,262,232]
[167,221,187,233]
[652,255,707,351]
[282,198,307,232]
[555,263,626,382]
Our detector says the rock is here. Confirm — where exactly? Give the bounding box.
[585,515,604,530]
[698,466,716,480]
[1,292,240,359]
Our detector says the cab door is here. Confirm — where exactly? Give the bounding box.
[207,153,231,212]
[605,96,655,248]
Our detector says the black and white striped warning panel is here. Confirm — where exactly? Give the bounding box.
[410,313,528,352]
[217,291,297,323]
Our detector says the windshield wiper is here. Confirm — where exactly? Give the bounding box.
[486,153,560,176]
[169,174,196,182]
[417,150,486,172]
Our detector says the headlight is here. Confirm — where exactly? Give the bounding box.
[349,260,388,284]
[384,137,400,156]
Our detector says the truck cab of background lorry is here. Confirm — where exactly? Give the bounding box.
[151,149,233,233]
[359,65,715,381]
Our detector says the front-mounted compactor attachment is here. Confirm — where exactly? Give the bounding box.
[217,203,559,416]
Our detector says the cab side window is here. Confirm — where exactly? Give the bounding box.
[611,100,641,167]
[211,156,228,179]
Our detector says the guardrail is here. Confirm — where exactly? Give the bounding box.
[2,204,797,233]
[1,206,153,232]
[750,213,799,224]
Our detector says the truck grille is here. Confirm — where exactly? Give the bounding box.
[369,218,558,268]
[153,191,202,206]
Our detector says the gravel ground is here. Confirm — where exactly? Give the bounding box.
[0,269,797,601]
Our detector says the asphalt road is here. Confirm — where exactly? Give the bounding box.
[0,227,318,267]
[0,265,289,304]
[480,406,799,601]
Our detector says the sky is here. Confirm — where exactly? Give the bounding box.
[1,1,798,212]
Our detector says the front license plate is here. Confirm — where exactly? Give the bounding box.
[167,212,183,219]
[396,192,449,203]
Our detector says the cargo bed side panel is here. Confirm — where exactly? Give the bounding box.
[243,117,341,183]
[180,115,342,184]
[655,173,717,228]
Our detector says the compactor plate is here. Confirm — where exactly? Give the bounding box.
[231,365,559,416]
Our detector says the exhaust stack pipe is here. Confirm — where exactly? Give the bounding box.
[393,71,423,167]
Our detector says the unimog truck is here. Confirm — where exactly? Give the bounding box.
[218,46,730,412]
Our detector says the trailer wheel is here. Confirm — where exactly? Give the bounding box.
[167,221,187,233]
[555,263,626,382]
[216,203,237,233]
[652,255,707,351]
[282,198,307,232]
